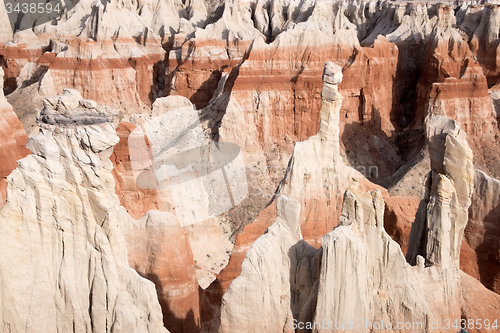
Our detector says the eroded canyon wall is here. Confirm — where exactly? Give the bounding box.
[1,1,500,332]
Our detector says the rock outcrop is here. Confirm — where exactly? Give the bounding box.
[383,168,500,296]
[407,116,474,273]
[0,67,30,208]
[463,169,500,295]
[125,95,235,288]
[2,1,500,176]
[416,5,500,179]
[219,196,320,333]
[383,196,420,255]
[208,62,388,327]
[3,1,500,332]
[313,186,432,332]
[0,89,167,332]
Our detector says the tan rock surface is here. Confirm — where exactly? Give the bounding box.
[312,115,495,331]
[219,115,500,332]
[459,271,500,333]
[279,62,388,248]
[127,95,235,288]
[2,2,500,332]
[464,169,500,294]
[407,115,474,272]
[313,186,431,333]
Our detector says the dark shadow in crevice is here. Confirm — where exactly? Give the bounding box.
[199,281,223,332]
[342,105,404,184]
[288,240,322,327]
[190,70,223,109]
[148,58,167,104]
[199,40,254,142]
[0,55,17,95]
[135,270,201,333]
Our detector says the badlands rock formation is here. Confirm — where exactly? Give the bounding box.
[1,0,500,332]
[0,68,30,207]
[2,0,499,179]
[406,116,474,271]
[111,121,163,219]
[124,210,201,333]
[220,196,320,333]
[205,62,388,325]
[383,196,420,255]
[462,169,500,294]
[219,111,500,333]
[384,168,500,295]
[0,90,167,332]
[280,61,388,248]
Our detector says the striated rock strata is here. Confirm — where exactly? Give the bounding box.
[463,169,500,295]
[110,121,163,219]
[205,62,388,329]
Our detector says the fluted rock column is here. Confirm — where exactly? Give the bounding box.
[406,116,474,310]
[219,195,320,333]
[407,116,473,272]
[318,62,343,168]
[281,62,387,247]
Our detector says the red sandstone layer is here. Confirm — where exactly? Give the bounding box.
[0,95,30,208]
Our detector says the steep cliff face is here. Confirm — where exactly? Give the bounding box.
[384,168,500,296]
[314,186,432,333]
[313,178,500,333]
[464,169,500,294]
[2,1,500,332]
[407,116,474,273]
[0,67,30,207]
[124,210,201,333]
[208,62,386,314]
[2,0,166,124]
[318,114,477,324]
[0,89,168,332]
[3,0,500,224]
[383,196,420,255]
[116,94,234,289]
[416,5,500,179]
[110,121,163,219]
[6,0,500,185]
